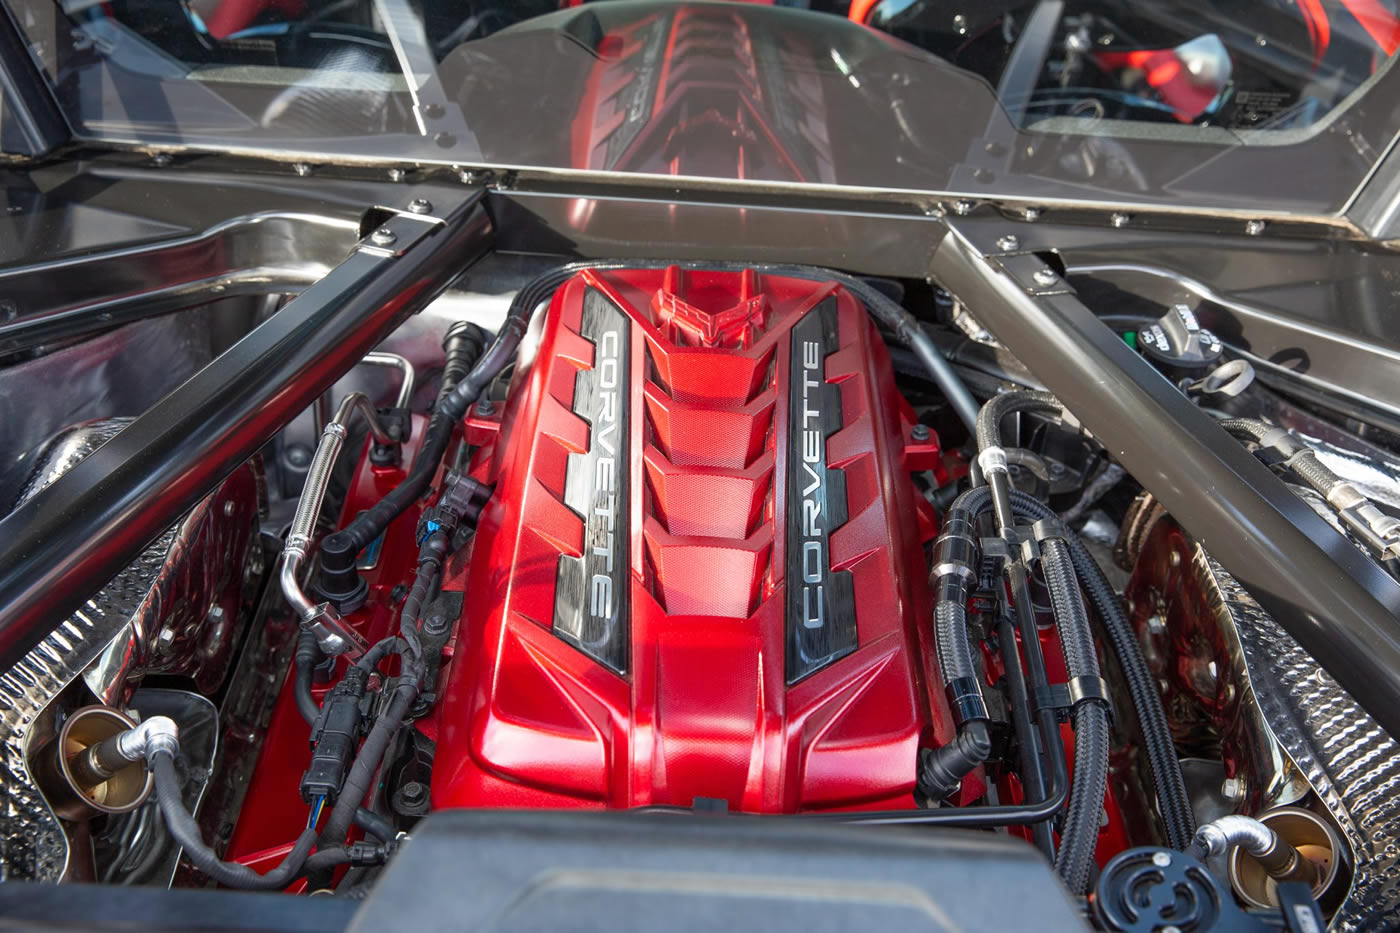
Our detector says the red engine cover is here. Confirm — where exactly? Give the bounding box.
[433,266,952,812]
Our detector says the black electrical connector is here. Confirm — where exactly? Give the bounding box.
[301,666,369,805]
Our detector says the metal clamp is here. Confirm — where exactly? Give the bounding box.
[1035,675,1112,719]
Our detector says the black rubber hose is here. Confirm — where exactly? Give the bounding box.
[1007,489,1196,851]
[1041,535,1110,894]
[150,751,332,889]
[354,808,396,843]
[294,629,321,727]
[318,322,487,586]
[975,389,1062,452]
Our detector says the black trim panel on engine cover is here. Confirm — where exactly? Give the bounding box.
[555,288,631,674]
[786,297,856,683]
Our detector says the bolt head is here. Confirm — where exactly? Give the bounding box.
[387,168,406,183]
[371,227,398,246]
[1221,776,1246,802]
[1022,206,1043,221]
[292,163,313,177]
[476,397,496,416]
[1162,926,1182,933]
[1110,212,1131,228]
[401,781,427,803]
[1033,268,1058,286]
[952,199,976,216]
[151,152,172,167]
[408,198,432,214]
[1152,851,1173,868]
[911,424,931,442]
[996,234,1020,251]
[1245,219,1267,236]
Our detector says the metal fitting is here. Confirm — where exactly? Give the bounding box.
[977,445,1009,477]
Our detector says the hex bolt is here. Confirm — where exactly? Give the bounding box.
[1033,268,1058,286]
[911,424,931,442]
[400,781,427,806]
[996,234,1020,251]
[371,227,398,246]
[408,198,432,215]
[476,397,496,416]
[423,611,451,637]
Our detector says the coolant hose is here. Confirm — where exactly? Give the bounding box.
[150,750,333,889]
[317,322,488,593]
[1040,534,1111,894]
[1006,489,1196,851]
[919,490,995,799]
[294,629,321,727]
[975,389,1062,452]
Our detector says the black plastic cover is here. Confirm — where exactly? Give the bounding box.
[350,810,1089,933]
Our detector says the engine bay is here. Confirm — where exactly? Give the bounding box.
[3,215,1397,931]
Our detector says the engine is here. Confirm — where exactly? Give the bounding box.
[432,266,954,811]
[9,255,1387,931]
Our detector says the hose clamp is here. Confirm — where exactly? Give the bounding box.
[1035,676,1112,720]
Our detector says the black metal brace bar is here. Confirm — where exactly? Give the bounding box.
[932,219,1400,741]
[0,193,493,669]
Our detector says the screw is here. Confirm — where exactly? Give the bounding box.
[1033,268,1058,286]
[408,198,432,215]
[476,397,496,416]
[1245,219,1267,236]
[292,163,313,177]
[1110,212,1131,228]
[1152,851,1173,868]
[996,234,1020,251]
[1022,206,1043,221]
[371,227,398,246]
[911,424,931,442]
[387,167,406,183]
[952,199,976,216]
